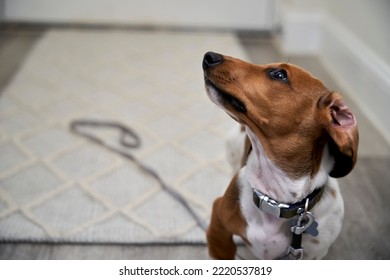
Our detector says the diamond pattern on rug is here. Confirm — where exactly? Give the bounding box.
[69,215,156,243]
[90,165,159,207]
[0,212,50,241]
[0,29,247,244]
[52,146,115,180]
[142,146,198,183]
[179,129,226,161]
[179,165,231,210]
[0,142,29,174]
[1,164,63,205]
[0,110,42,136]
[31,187,107,235]
[130,190,198,237]
[21,127,77,157]
[41,98,88,121]
[146,115,189,141]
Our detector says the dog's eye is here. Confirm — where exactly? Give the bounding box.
[268,68,288,82]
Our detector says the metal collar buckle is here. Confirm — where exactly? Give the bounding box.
[253,187,325,219]
[253,189,289,217]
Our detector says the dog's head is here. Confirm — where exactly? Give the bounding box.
[203,52,359,179]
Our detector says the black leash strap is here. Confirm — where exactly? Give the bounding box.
[290,233,302,250]
[69,119,207,231]
[279,233,304,260]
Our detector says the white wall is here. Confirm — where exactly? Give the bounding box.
[277,0,390,144]
[323,0,390,66]
[276,0,390,61]
[3,0,276,30]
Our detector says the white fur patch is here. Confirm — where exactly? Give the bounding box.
[234,126,343,259]
[225,125,246,175]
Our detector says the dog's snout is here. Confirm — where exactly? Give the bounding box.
[203,51,223,70]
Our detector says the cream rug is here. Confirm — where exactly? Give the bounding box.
[0,29,248,243]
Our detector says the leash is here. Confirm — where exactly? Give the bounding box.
[70,119,316,260]
[69,119,207,231]
[279,198,319,260]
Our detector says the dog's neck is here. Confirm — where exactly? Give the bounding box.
[243,127,332,204]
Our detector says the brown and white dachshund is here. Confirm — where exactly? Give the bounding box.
[202,52,358,260]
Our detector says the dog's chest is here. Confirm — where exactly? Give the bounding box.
[237,175,344,260]
[246,219,291,259]
[239,185,292,259]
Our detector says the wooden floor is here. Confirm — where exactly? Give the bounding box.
[1,26,389,260]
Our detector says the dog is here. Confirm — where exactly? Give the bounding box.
[202,52,358,260]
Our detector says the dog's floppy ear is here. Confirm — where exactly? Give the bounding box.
[318,92,359,178]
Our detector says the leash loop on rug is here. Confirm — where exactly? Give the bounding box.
[70,120,141,148]
[69,119,207,232]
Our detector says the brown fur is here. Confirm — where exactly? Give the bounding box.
[204,55,358,179]
[206,174,248,259]
[203,52,359,259]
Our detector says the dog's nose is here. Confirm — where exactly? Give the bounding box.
[203,51,223,70]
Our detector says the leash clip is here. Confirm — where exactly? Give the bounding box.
[285,198,314,260]
[291,213,315,235]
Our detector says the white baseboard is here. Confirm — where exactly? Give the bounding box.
[277,12,390,145]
